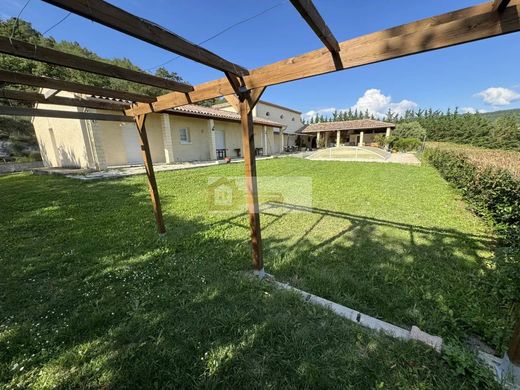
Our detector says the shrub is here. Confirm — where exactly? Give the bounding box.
[374,134,389,147]
[424,147,520,245]
[393,121,426,140]
[425,146,520,324]
[390,137,422,152]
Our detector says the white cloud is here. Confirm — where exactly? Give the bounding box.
[302,89,417,121]
[302,107,336,121]
[461,107,476,114]
[461,107,487,114]
[476,87,520,106]
[350,89,417,118]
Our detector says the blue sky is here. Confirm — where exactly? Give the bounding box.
[2,0,520,118]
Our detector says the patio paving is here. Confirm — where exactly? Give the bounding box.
[33,155,279,181]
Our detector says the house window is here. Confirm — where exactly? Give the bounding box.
[265,111,270,116]
[291,117,295,121]
[179,128,191,144]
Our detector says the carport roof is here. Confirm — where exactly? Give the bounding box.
[301,119,395,133]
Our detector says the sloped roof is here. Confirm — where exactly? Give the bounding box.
[88,95,283,127]
[165,104,282,128]
[301,119,395,133]
[212,100,301,114]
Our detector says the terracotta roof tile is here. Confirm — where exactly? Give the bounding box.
[301,119,395,133]
[166,104,282,128]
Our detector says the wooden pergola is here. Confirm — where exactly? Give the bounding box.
[1,0,519,366]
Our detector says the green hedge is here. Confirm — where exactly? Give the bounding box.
[424,148,519,245]
[425,147,520,328]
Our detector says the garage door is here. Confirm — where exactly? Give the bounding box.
[122,124,143,165]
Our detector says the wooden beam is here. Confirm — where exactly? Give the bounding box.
[493,0,511,11]
[0,70,157,103]
[0,37,193,92]
[128,0,520,116]
[0,105,134,121]
[249,87,266,109]
[42,0,249,77]
[289,0,342,68]
[239,93,263,273]
[0,89,129,111]
[134,113,166,235]
[223,94,240,112]
[223,87,265,113]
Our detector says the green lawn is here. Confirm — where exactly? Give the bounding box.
[0,158,509,388]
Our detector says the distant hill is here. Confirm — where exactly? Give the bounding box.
[481,108,520,121]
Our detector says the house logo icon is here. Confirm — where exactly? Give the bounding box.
[208,177,242,212]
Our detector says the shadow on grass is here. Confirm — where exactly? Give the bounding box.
[0,174,503,388]
[215,200,512,350]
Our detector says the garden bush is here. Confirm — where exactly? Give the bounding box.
[425,146,520,340]
[424,147,519,244]
[391,137,422,152]
[393,121,427,140]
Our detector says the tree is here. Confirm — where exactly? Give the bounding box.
[393,122,426,140]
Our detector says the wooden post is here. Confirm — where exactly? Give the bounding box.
[135,114,166,235]
[239,95,264,275]
[508,319,520,365]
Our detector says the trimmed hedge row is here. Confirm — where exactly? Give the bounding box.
[425,147,520,325]
[424,147,520,245]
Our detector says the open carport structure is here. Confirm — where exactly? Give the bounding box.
[0,0,519,376]
[302,119,396,147]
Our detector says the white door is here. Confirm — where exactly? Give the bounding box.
[122,124,143,165]
[215,130,225,150]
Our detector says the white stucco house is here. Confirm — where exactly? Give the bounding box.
[31,92,307,170]
[212,100,313,150]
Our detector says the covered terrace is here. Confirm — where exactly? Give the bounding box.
[302,119,395,148]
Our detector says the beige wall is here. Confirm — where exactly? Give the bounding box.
[32,95,285,169]
[168,115,211,162]
[255,102,302,134]
[97,112,165,166]
[33,98,94,169]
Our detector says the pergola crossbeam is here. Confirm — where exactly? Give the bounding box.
[0,105,133,121]
[289,0,342,68]
[0,37,194,92]
[0,89,128,111]
[493,0,511,11]
[0,70,157,103]
[42,0,249,77]
[128,0,520,116]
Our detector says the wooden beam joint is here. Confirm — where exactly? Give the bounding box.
[492,0,511,12]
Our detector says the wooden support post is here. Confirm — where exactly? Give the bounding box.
[134,114,166,235]
[239,94,264,275]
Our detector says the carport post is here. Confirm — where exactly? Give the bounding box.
[134,113,166,235]
[239,95,264,275]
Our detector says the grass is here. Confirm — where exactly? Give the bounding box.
[0,157,509,388]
